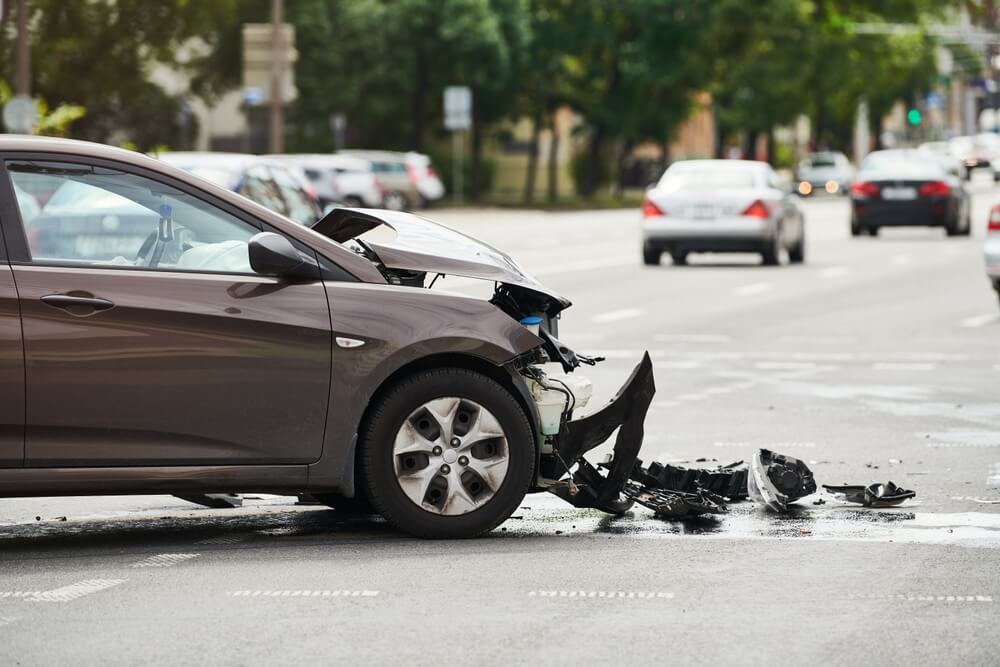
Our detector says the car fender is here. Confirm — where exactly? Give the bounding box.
[306,282,543,492]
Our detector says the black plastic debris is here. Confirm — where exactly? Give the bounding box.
[623,481,727,519]
[174,493,243,509]
[748,449,817,512]
[631,459,749,501]
[822,481,915,507]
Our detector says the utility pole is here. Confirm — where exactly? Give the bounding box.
[268,0,284,153]
[16,0,29,97]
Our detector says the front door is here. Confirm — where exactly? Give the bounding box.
[2,158,332,467]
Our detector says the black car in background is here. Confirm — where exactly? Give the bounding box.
[849,149,971,237]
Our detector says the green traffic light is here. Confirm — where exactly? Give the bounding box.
[907,108,922,126]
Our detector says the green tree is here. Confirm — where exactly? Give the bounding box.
[0,0,237,149]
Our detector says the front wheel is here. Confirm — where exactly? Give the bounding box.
[359,369,535,538]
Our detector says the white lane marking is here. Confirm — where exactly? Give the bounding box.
[527,590,674,599]
[846,594,992,602]
[779,335,857,344]
[228,590,380,598]
[24,579,125,603]
[960,313,1000,328]
[131,553,200,568]
[591,308,643,324]
[0,592,41,598]
[533,254,636,277]
[889,253,912,265]
[734,282,772,296]
[989,464,1000,488]
[927,443,1000,449]
[196,534,248,546]
[755,361,818,370]
[873,362,935,371]
[653,333,730,343]
[818,266,849,278]
[653,360,702,370]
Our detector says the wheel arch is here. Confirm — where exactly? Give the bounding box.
[345,352,540,497]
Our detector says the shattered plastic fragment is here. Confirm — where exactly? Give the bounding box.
[822,481,915,507]
[630,459,749,501]
[747,449,817,512]
[623,481,727,519]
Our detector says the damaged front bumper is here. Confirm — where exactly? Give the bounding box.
[536,352,657,514]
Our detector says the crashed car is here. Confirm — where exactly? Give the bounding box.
[0,136,652,539]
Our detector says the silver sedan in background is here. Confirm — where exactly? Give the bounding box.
[987,202,1000,307]
[641,159,805,266]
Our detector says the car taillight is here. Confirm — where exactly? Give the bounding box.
[374,176,385,196]
[850,181,880,198]
[741,199,769,218]
[918,181,950,198]
[405,163,419,185]
[426,166,436,178]
[989,205,1000,232]
[642,197,665,218]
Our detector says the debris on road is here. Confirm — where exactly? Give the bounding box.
[623,481,727,518]
[748,449,817,513]
[823,482,916,507]
[630,459,748,501]
[174,494,243,509]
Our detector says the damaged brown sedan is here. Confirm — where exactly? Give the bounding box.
[0,137,654,538]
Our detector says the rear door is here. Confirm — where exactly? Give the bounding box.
[0,196,24,467]
[0,156,332,468]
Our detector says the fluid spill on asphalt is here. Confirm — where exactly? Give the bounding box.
[1,495,999,552]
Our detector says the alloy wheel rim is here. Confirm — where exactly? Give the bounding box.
[392,397,510,516]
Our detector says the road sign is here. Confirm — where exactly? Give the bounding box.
[444,86,472,131]
[3,95,37,134]
[242,23,298,104]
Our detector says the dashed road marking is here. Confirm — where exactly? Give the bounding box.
[653,333,730,343]
[591,308,643,324]
[846,594,992,602]
[873,362,935,371]
[818,266,849,278]
[24,579,125,603]
[228,590,380,598]
[528,590,674,599]
[779,335,857,344]
[960,313,1000,328]
[926,442,1000,449]
[196,535,248,546]
[131,553,200,568]
[755,361,818,370]
[734,282,772,296]
[0,592,41,599]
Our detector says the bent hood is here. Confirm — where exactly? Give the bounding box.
[312,208,571,312]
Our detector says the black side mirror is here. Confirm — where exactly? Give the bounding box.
[248,232,318,280]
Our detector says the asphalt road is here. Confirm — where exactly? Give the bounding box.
[3,179,1000,665]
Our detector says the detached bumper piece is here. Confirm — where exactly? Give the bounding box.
[748,449,816,512]
[548,353,655,514]
[623,480,728,519]
[823,481,915,507]
[631,459,749,501]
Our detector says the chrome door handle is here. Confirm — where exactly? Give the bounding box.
[40,294,115,311]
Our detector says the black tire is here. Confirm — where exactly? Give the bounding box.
[359,368,535,539]
[850,216,863,237]
[383,191,408,211]
[343,196,364,208]
[789,235,805,264]
[670,250,688,266]
[642,243,661,266]
[761,233,781,266]
[867,225,879,237]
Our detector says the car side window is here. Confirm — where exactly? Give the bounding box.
[268,165,320,225]
[8,160,261,274]
[239,165,288,216]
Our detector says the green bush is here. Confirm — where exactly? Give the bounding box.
[431,151,497,200]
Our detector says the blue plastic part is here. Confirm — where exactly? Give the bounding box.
[520,316,544,325]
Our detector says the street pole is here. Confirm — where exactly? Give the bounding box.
[269,0,284,154]
[16,0,29,97]
[453,130,463,206]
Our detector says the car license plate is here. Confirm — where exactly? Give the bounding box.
[686,204,719,219]
[881,187,917,200]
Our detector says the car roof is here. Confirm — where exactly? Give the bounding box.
[338,149,407,162]
[272,153,372,169]
[669,159,769,171]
